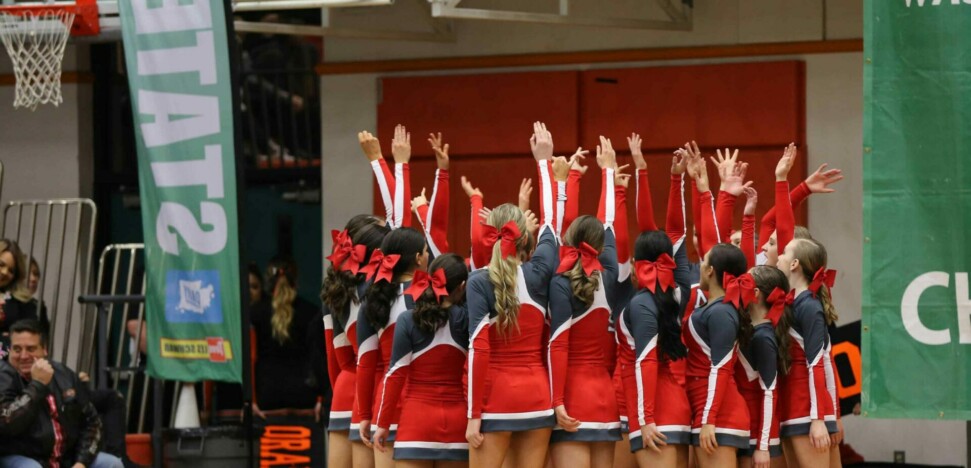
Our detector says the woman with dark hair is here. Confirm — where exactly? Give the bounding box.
[736,266,794,468]
[371,253,470,467]
[250,257,326,415]
[682,243,752,467]
[356,227,428,468]
[0,239,45,337]
[321,214,389,468]
[247,262,265,307]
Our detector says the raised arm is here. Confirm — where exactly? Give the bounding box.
[563,149,587,231]
[712,148,745,244]
[414,133,451,257]
[613,171,632,273]
[629,133,658,232]
[391,125,413,228]
[461,177,489,270]
[667,150,689,251]
[774,143,798,255]
[359,131,395,225]
[531,122,556,231]
[759,162,843,243]
[741,186,758,269]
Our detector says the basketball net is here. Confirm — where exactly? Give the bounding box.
[0,10,74,110]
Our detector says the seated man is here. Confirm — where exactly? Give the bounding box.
[0,319,123,468]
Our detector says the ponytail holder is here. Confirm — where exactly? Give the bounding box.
[809,267,837,298]
[766,287,795,326]
[404,269,449,303]
[556,242,603,276]
[481,221,521,260]
[634,254,676,294]
[724,272,756,309]
[326,230,353,271]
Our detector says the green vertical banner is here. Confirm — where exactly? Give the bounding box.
[118,0,242,383]
[863,0,971,419]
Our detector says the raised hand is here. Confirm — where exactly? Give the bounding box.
[518,178,532,212]
[775,143,797,181]
[391,124,411,164]
[460,176,482,199]
[628,132,647,170]
[530,121,554,161]
[683,141,703,180]
[712,147,739,182]
[552,156,571,182]
[478,207,492,224]
[742,185,758,216]
[671,148,688,175]
[357,131,382,162]
[723,160,751,197]
[428,132,449,170]
[615,164,632,189]
[569,147,589,175]
[523,209,540,236]
[596,136,617,169]
[805,163,844,193]
[412,187,428,213]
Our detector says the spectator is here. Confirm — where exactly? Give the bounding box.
[250,257,327,420]
[0,240,46,339]
[0,319,124,468]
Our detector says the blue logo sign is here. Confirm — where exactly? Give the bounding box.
[165,270,223,324]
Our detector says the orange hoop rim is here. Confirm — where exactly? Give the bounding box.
[0,0,99,36]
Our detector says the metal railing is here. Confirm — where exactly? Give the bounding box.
[240,66,321,167]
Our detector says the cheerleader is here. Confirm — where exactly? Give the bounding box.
[736,266,794,468]
[465,122,563,468]
[547,143,625,467]
[682,241,752,467]
[776,237,841,467]
[322,215,390,468]
[357,228,429,468]
[372,253,470,468]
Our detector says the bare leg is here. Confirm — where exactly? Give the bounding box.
[506,428,553,468]
[771,455,787,468]
[352,440,375,468]
[634,444,680,468]
[436,461,470,468]
[397,461,434,468]
[738,456,752,468]
[590,441,615,468]
[613,435,637,468]
[828,445,842,468]
[375,442,395,468]
[328,432,352,468]
[695,446,737,468]
[674,445,689,468]
[687,446,699,468]
[470,431,511,468]
[783,436,829,468]
[551,441,591,468]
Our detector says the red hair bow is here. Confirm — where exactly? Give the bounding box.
[343,245,369,275]
[724,273,757,309]
[809,267,837,298]
[766,287,795,326]
[405,269,449,302]
[556,242,603,275]
[634,254,676,293]
[481,221,521,260]
[369,252,400,284]
[326,230,351,266]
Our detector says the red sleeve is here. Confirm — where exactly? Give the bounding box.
[398,163,412,227]
[614,185,630,264]
[715,191,737,244]
[563,169,581,232]
[537,160,556,230]
[775,181,795,256]
[597,168,608,223]
[376,364,408,429]
[741,214,756,269]
[759,181,811,246]
[698,191,719,257]
[603,328,617,376]
[469,194,489,269]
[691,180,702,244]
[635,347,659,426]
[323,315,340,390]
[355,344,379,421]
[636,169,658,232]
[420,169,450,256]
[665,174,687,247]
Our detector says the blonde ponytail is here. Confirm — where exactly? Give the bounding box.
[271,276,297,344]
[818,284,838,325]
[485,204,531,338]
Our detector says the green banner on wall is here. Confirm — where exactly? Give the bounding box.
[863,0,971,419]
[118,0,242,382]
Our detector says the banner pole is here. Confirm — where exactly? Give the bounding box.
[220,0,254,465]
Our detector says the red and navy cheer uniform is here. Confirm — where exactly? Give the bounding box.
[682,297,751,449]
[548,228,624,443]
[323,282,368,433]
[616,240,693,452]
[375,305,470,461]
[467,225,559,432]
[736,323,782,457]
[779,290,839,436]
[355,284,415,443]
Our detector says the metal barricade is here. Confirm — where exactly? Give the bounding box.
[1,198,97,368]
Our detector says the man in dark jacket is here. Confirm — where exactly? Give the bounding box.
[0,319,123,468]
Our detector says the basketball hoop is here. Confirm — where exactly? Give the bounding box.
[0,0,99,111]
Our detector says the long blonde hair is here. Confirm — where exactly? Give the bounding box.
[268,259,298,344]
[791,239,838,325]
[562,216,604,307]
[486,204,533,338]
